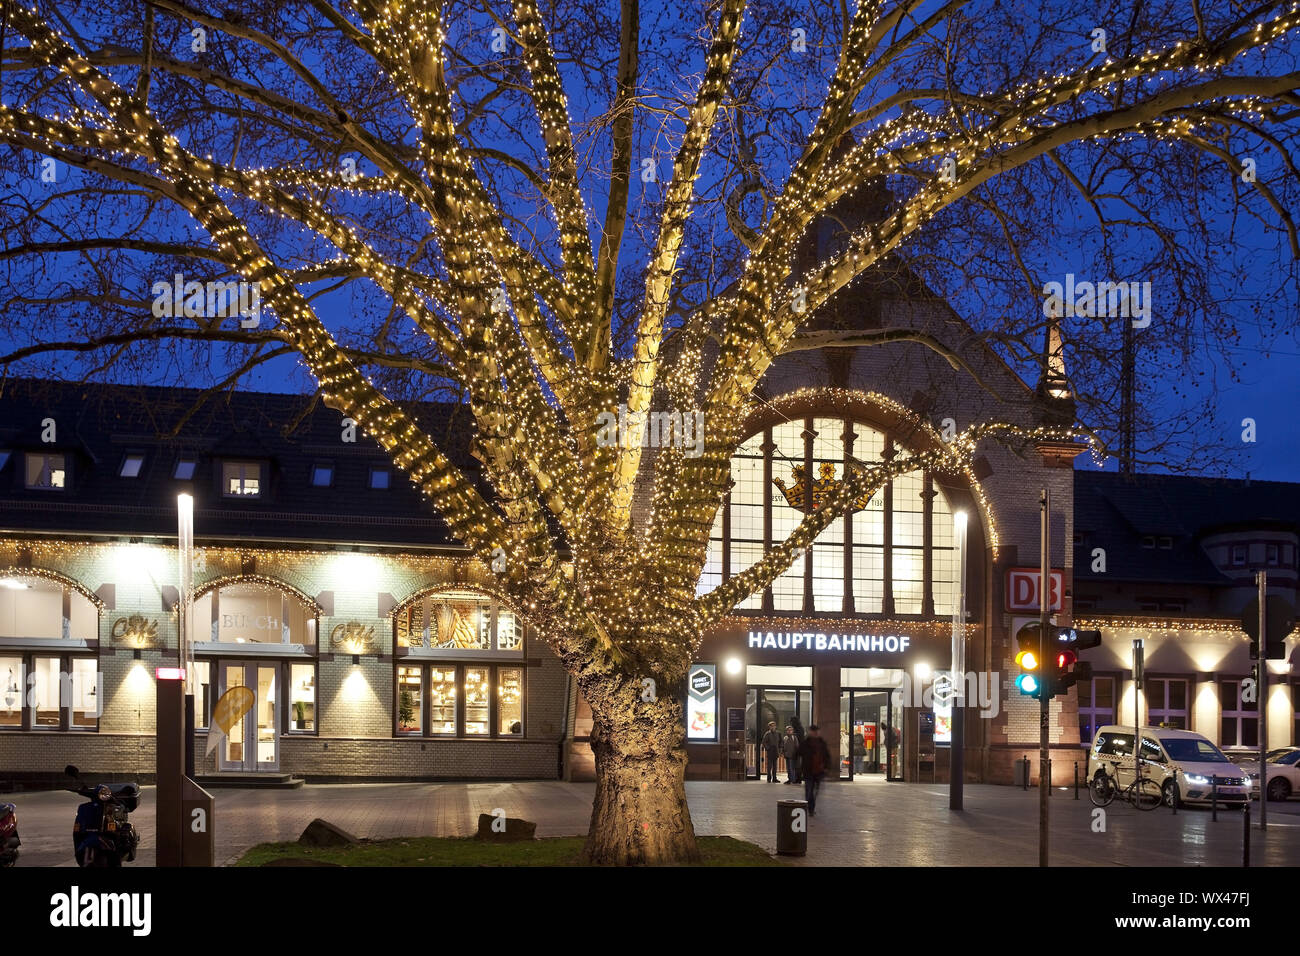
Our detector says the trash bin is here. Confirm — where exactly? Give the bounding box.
[776,799,809,856]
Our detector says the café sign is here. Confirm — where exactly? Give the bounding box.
[747,631,912,654]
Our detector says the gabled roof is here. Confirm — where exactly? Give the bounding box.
[1073,470,1300,586]
[0,379,482,549]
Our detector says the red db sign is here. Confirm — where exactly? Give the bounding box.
[1005,568,1063,612]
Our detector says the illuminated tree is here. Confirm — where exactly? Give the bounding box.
[2,0,1298,862]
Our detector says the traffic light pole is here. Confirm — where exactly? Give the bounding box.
[1039,488,1050,868]
[1258,570,1267,832]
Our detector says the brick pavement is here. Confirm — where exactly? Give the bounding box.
[5,776,1297,867]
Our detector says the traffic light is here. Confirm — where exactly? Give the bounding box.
[1014,622,1043,698]
[1051,627,1102,695]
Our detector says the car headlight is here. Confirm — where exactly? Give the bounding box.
[1185,774,1210,785]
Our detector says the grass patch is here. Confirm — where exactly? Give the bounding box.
[234,835,782,867]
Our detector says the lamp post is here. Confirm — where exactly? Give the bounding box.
[177,494,195,778]
[950,510,967,810]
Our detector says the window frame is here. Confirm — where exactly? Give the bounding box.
[283,660,318,735]
[1230,544,1247,567]
[393,589,525,656]
[1145,677,1189,730]
[1219,679,1258,748]
[309,462,334,488]
[391,662,524,739]
[710,415,965,618]
[0,651,99,732]
[24,451,67,491]
[221,459,264,499]
[118,452,146,478]
[1078,675,1117,747]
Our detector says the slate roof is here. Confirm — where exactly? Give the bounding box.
[0,378,483,549]
[1073,470,1300,586]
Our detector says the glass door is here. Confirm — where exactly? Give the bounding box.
[217,660,280,772]
[839,690,893,780]
[745,686,813,779]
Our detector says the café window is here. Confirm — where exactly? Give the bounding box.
[394,663,523,738]
[25,452,66,490]
[394,589,524,653]
[701,415,962,615]
[287,662,316,732]
[0,652,99,731]
[0,573,99,642]
[190,579,318,647]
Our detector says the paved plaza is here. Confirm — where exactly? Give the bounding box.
[6,777,1298,867]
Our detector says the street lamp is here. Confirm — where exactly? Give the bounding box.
[177,494,195,777]
[950,509,968,810]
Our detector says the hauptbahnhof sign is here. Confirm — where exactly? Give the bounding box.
[747,631,912,654]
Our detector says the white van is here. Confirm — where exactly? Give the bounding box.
[1088,726,1251,808]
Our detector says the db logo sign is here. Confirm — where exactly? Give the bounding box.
[1005,568,1064,612]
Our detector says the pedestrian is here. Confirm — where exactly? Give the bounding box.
[790,715,806,782]
[782,725,799,784]
[761,721,781,782]
[797,723,831,815]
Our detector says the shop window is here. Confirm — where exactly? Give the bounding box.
[1219,680,1257,748]
[0,575,98,642]
[464,667,490,735]
[288,663,316,732]
[393,589,524,653]
[0,652,98,731]
[498,668,523,734]
[713,415,963,616]
[191,580,317,647]
[396,665,424,735]
[25,452,65,490]
[394,663,523,739]
[222,460,262,497]
[193,661,211,728]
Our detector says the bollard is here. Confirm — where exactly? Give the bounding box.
[1211,776,1218,822]
[1047,758,1052,796]
[1242,801,1250,867]
[1074,761,1079,800]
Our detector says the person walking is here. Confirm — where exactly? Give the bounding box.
[782,725,799,784]
[790,715,806,783]
[761,721,781,782]
[797,724,831,815]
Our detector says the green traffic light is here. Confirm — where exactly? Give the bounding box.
[1016,674,1039,695]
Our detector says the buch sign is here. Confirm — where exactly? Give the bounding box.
[1005,568,1064,612]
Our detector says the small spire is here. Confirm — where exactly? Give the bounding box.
[1038,303,1070,401]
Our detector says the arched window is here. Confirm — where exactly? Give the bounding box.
[189,577,318,647]
[0,570,102,732]
[392,588,525,739]
[699,415,961,616]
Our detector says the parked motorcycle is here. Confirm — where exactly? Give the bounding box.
[0,802,18,866]
[67,765,140,867]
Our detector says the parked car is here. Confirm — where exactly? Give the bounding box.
[1232,747,1300,801]
[1224,746,1292,767]
[1088,726,1250,809]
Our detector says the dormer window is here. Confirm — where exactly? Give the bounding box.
[24,452,65,490]
[1141,536,1155,549]
[222,460,262,498]
[1230,544,1247,567]
[119,454,145,478]
[173,458,197,480]
[1266,543,1280,566]
[0,450,10,472]
[369,466,390,490]
[310,463,334,488]
[1157,536,1173,550]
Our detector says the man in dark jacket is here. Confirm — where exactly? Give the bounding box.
[797,724,832,815]
[789,715,806,782]
[761,721,781,782]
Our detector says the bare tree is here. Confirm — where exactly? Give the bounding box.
[2,0,1298,862]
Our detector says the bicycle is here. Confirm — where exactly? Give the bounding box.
[1089,759,1162,810]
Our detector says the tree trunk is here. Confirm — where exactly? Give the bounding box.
[581,680,701,865]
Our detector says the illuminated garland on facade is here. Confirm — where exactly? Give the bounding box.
[0,565,106,611]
